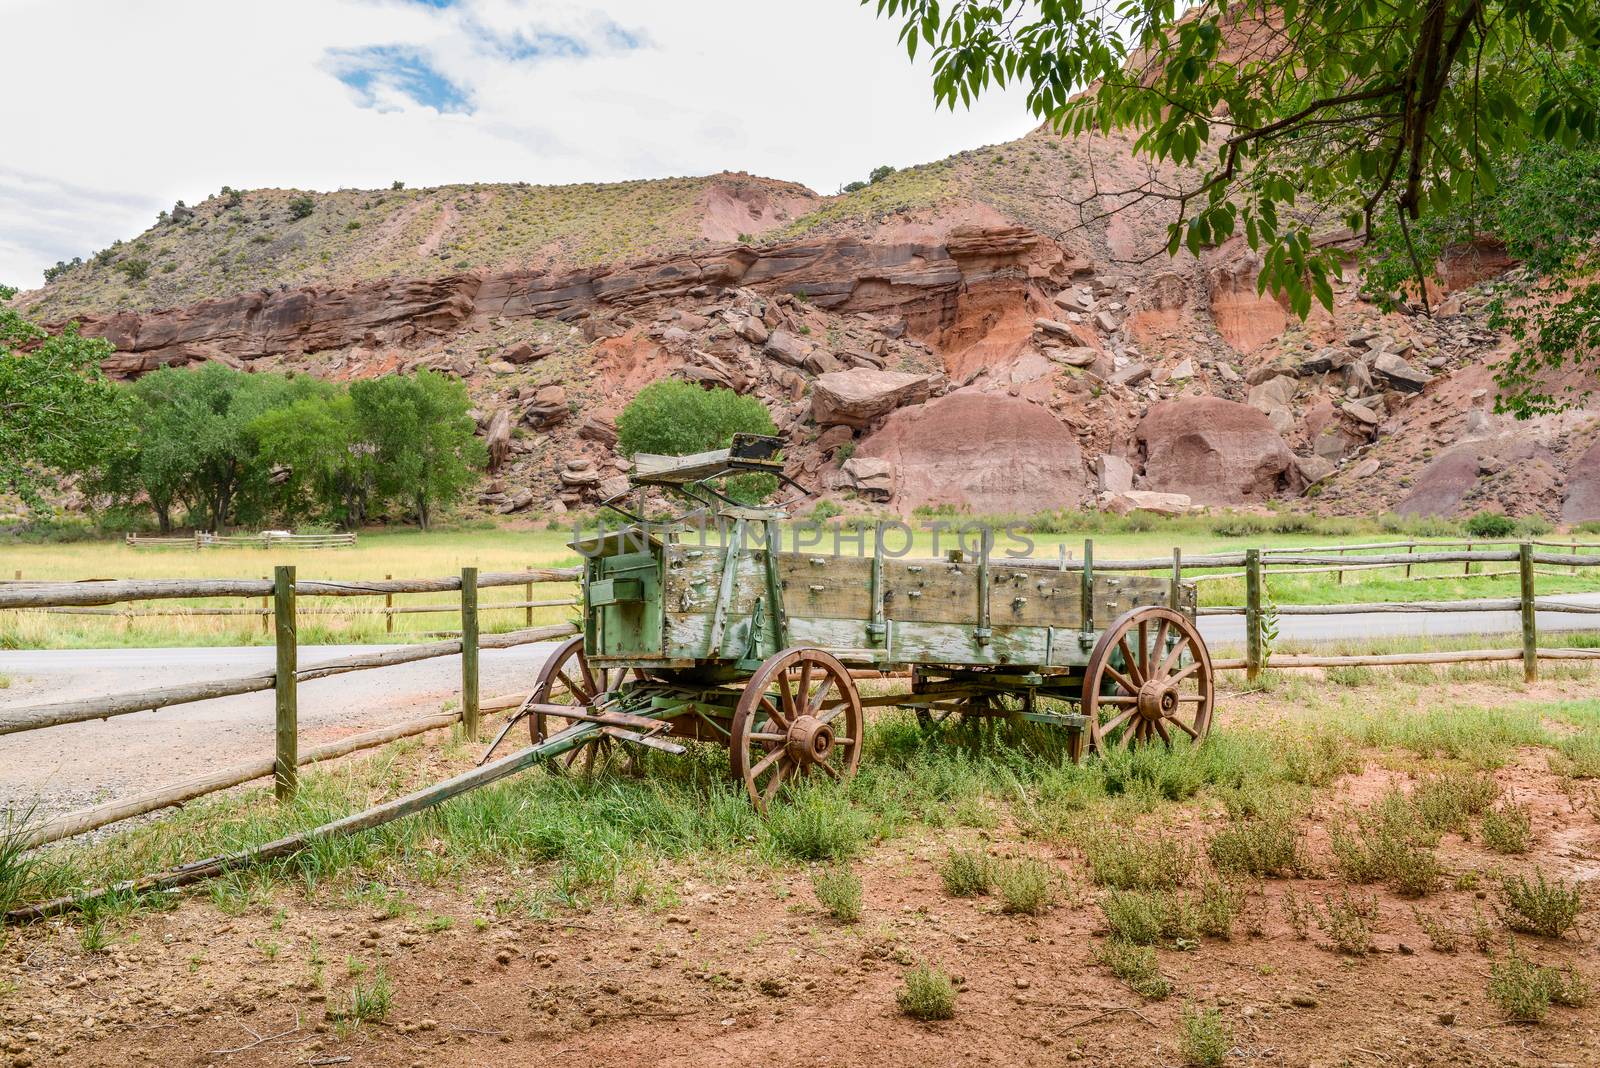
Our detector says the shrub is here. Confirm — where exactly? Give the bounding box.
[896,963,957,1020]
[288,195,316,220]
[1094,940,1171,999]
[1411,905,1459,952]
[938,849,993,897]
[1489,946,1591,1021]
[995,858,1055,915]
[1411,771,1500,835]
[762,788,866,863]
[116,258,151,282]
[1208,814,1303,878]
[391,180,406,190]
[1481,804,1534,854]
[1313,889,1378,955]
[1082,832,1195,891]
[811,867,863,923]
[1196,878,1244,939]
[616,380,778,503]
[1464,510,1517,538]
[1500,870,1582,937]
[1178,1005,1232,1067]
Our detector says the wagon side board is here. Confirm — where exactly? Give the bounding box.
[651,545,1194,668]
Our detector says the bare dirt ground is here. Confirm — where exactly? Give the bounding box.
[4,676,1599,1068]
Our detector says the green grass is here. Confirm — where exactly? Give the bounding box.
[1499,870,1582,938]
[994,858,1056,915]
[811,866,863,923]
[1095,939,1171,999]
[937,848,994,897]
[1489,945,1592,1021]
[1178,1004,1232,1067]
[1480,803,1534,854]
[896,963,957,1020]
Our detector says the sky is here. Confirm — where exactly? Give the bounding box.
[0,0,1037,288]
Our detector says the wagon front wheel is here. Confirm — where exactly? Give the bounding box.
[731,647,864,811]
[1084,606,1214,754]
[529,635,632,775]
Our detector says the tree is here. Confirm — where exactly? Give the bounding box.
[0,284,16,302]
[0,309,130,508]
[350,371,484,529]
[616,380,778,503]
[868,164,897,183]
[252,392,378,528]
[870,0,1600,409]
[288,195,315,220]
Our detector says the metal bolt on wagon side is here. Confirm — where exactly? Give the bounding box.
[484,434,1215,808]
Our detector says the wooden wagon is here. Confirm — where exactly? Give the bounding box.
[485,435,1215,808]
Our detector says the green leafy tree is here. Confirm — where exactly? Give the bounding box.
[0,310,130,508]
[287,195,315,220]
[0,284,16,302]
[350,371,484,529]
[616,380,779,503]
[868,164,897,183]
[252,392,378,528]
[869,0,1600,408]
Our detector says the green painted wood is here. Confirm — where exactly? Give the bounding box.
[1520,542,1538,684]
[461,566,480,740]
[273,565,298,802]
[1245,548,1263,681]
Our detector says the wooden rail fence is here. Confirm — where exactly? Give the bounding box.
[2,567,581,847]
[126,531,359,550]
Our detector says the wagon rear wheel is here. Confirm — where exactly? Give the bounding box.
[529,635,634,776]
[1083,606,1214,754]
[731,647,863,811]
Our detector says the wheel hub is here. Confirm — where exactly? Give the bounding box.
[1136,680,1178,721]
[786,714,835,764]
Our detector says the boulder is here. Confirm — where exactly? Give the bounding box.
[802,349,843,375]
[1109,362,1151,387]
[1294,454,1337,486]
[1372,352,1430,392]
[488,360,518,375]
[1167,359,1195,383]
[1298,347,1342,375]
[1052,288,1095,314]
[501,341,550,365]
[810,368,930,429]
[736,316,770,345]
[496,489,534,514]
[1342,357,1374,393]
[763,328,811,367]
[1095,454,1135,494]
[1136,397,1297,504]
[483,408,513,472]
[839,457,895,501]
[1104,490,1192,517]
[1094,310,1120,333]
[1246,374,1298,434]
[522,385,569,428]
[1047,346,1099,368]
[816,424,855,454]
[597,475,630,500]
[853,390,1087,514]
[1341,401,1380,427]
[576,413,618,448]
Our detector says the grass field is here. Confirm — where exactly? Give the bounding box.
[3,521,1599,649]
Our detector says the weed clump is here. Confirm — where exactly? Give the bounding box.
[938,848,993,898]
[1207,813,1303,878]
[896,963,957,1020]
[1499,870,1582,938]
[1313,890,1378,956]
[763,788,866,863]
[811,867,863,923]
[1178,1004,1232,1067]
[1480,804,1533,854]
[995,858,1056,915]
[1094,939,1171,999]
[1411,905,1460,953]
[1081,831,1195,891]
[1489,945,1592,1021]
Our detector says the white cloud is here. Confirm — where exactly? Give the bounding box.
[0,0,1036,288]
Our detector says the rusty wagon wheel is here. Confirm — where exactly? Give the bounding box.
[527,635,635,777]
[1083,606,1214,754]
[730,647,864,811]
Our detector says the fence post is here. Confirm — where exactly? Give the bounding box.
[385,573,394,635]
[1336,547,1345,585]
[1245,548,1263,682]
[260,576,269,635]
[1405,541,1414,580]
[1465,540,1473,577]
[273,565,298,802]
[1079,539,1094,636]
[461,566,480,740]
[525,567,534,628]
[1169,547,1182,611]
[1520,542,1538,684]
[194,530,203,551]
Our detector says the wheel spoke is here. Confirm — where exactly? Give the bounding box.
[817,699,848,725]
[1150,620,1170,672]
[831,736,855,746]
[760,695,790,730]
[1118,637,1145,686]
[577,655,597,697]
[762,759,792,804]
[1176,694,1208,703]
[806,674,837,716]
[748,731,787,743]
[777,669,798,721]
[796,659,813,712]
[1155,635,1186,678]
[1170,660,1204,684]
[1103,664,1139,696]
[816,759,841,780]
[1137,621,1148,677]
[750,745,785,780]
[555,670,590,703]
[1153,719,1172,746]
[1100,708,1135,736]
[1098,695,1138,706]
[1171,717,1200,739]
